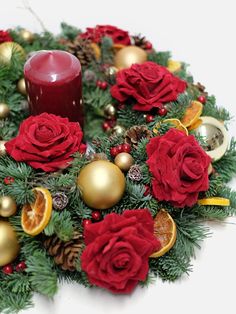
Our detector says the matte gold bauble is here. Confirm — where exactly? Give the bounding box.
[0,221,20,266]
[17,78,27,96]
[0,103,10,119]
[112,125,126,136]
[0,140,7,156]
[0,42,25,64]
[19,29,34,43]
[114,46,147,69]
[114,153,134,172]
[104,104,116,119]
[77,160,126,209]
[0,196,17,217]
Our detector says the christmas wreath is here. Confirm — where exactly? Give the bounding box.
[0,23,236,313]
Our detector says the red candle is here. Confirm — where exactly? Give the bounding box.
[24,50,83,125]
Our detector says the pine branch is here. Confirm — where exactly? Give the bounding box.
[202,96,231,123]
[147,51,171,66]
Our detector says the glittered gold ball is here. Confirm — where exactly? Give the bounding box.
[77,160,126,209]
[17,78,27,96]
[0,103,10,119]
[19,29,34,43]
[104,104,116,119]
[0,141,7,156]
[114,46,147,69]
[112,125,126,136]
[0,196,17,217]
[0,42,25,64]
[114,153,134,172]
[0,221,20,266]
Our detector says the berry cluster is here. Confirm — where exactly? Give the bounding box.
[2,261,26,275]
[110,143,131,157]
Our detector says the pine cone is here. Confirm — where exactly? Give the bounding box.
[128,165,142,181]
[132,35,147,49]
[67,38,96,66]
[194,82,208,97]
[52,192,68,211]
[44,232,83,271]
[125,125,152,148]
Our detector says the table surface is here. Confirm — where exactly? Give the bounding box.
[1,1,236,314]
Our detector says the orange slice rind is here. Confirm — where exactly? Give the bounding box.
[181,100,203,128]
[21,187,52,236]
[150,209,177,258]
[198,197,230,206]
[153,118,188,135]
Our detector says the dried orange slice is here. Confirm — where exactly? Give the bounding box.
[153,118,188,135]
[198,197,230,206]
[150,209,177,258]
[167,60,182,73]
[188,118,202,131]
[181,100,203,128]
[21,187,52,236]
[90,43,101,60]
[113,43,126,52]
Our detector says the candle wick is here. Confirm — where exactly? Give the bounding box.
[18,0,47,32]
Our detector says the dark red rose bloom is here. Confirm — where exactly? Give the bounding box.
[81,209,160,294]
[79,25,131,45]
[0,30,13,43]
[146,129,211,208]
[110,61,187,111]
[5,113,86,172]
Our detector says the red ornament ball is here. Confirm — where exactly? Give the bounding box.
[2,264,13,275]
[146,114,154,123]
[158,107,168,116]
[82,219,92,228]
[92,211,101,221]
[197,95,206,104]
[16,261,27,272]
[4,176,15,185]
[122,143,131,153]
[110,146,119,157]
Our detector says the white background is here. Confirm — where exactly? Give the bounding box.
[1,1,236,313]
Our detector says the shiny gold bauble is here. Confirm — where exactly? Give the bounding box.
[104,104,116,119]
[114,46,147,69]
[0,42,25,64]
[112,125,126,136]
[19,29,34,43]
[0,140,7,156]
[17,78,27,96]
[0,103,10,119]
[105,66,118,81]
[0,221,20,266]
[77,160,126,209]
[0,196,17,217]
[114,153,134,172]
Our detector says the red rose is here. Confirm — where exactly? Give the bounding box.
[110,61,187,111]
[146,129,211,208]
[79,25,131,45]
[5,113,86,172]
[0,30,13,43]
[81,209,160,294]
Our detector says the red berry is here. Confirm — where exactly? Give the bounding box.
[197,95,206,104]
[122,143,131,153]
[117,103,125,110]
[16,261,27,272]
[158,107,168,116]
[100,81,108,90]
[92,211,101,221]
[102,121,111,131]
[96,80,102,87]
[82,219,92,228]
[4,176,15,185]
[110,146,119,157]
[2,264,13,275]
[145,41,153,50]
[117,144,123,153]
[107,119,116,128]
[146,114,154,123]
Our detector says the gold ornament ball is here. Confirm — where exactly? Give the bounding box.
[19,29,34,43]
[112,125,126,136]
[114,46,147,69]
[77,160,126,209]
[114,153,134,172]
[0,221,20,266]
[0,42,25,64]
[0,103,10,119]
[0,140,7,156]
[104,104,116,119]
[17,78,27,96]
[105,66,118,80]
[0,196,17,217]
